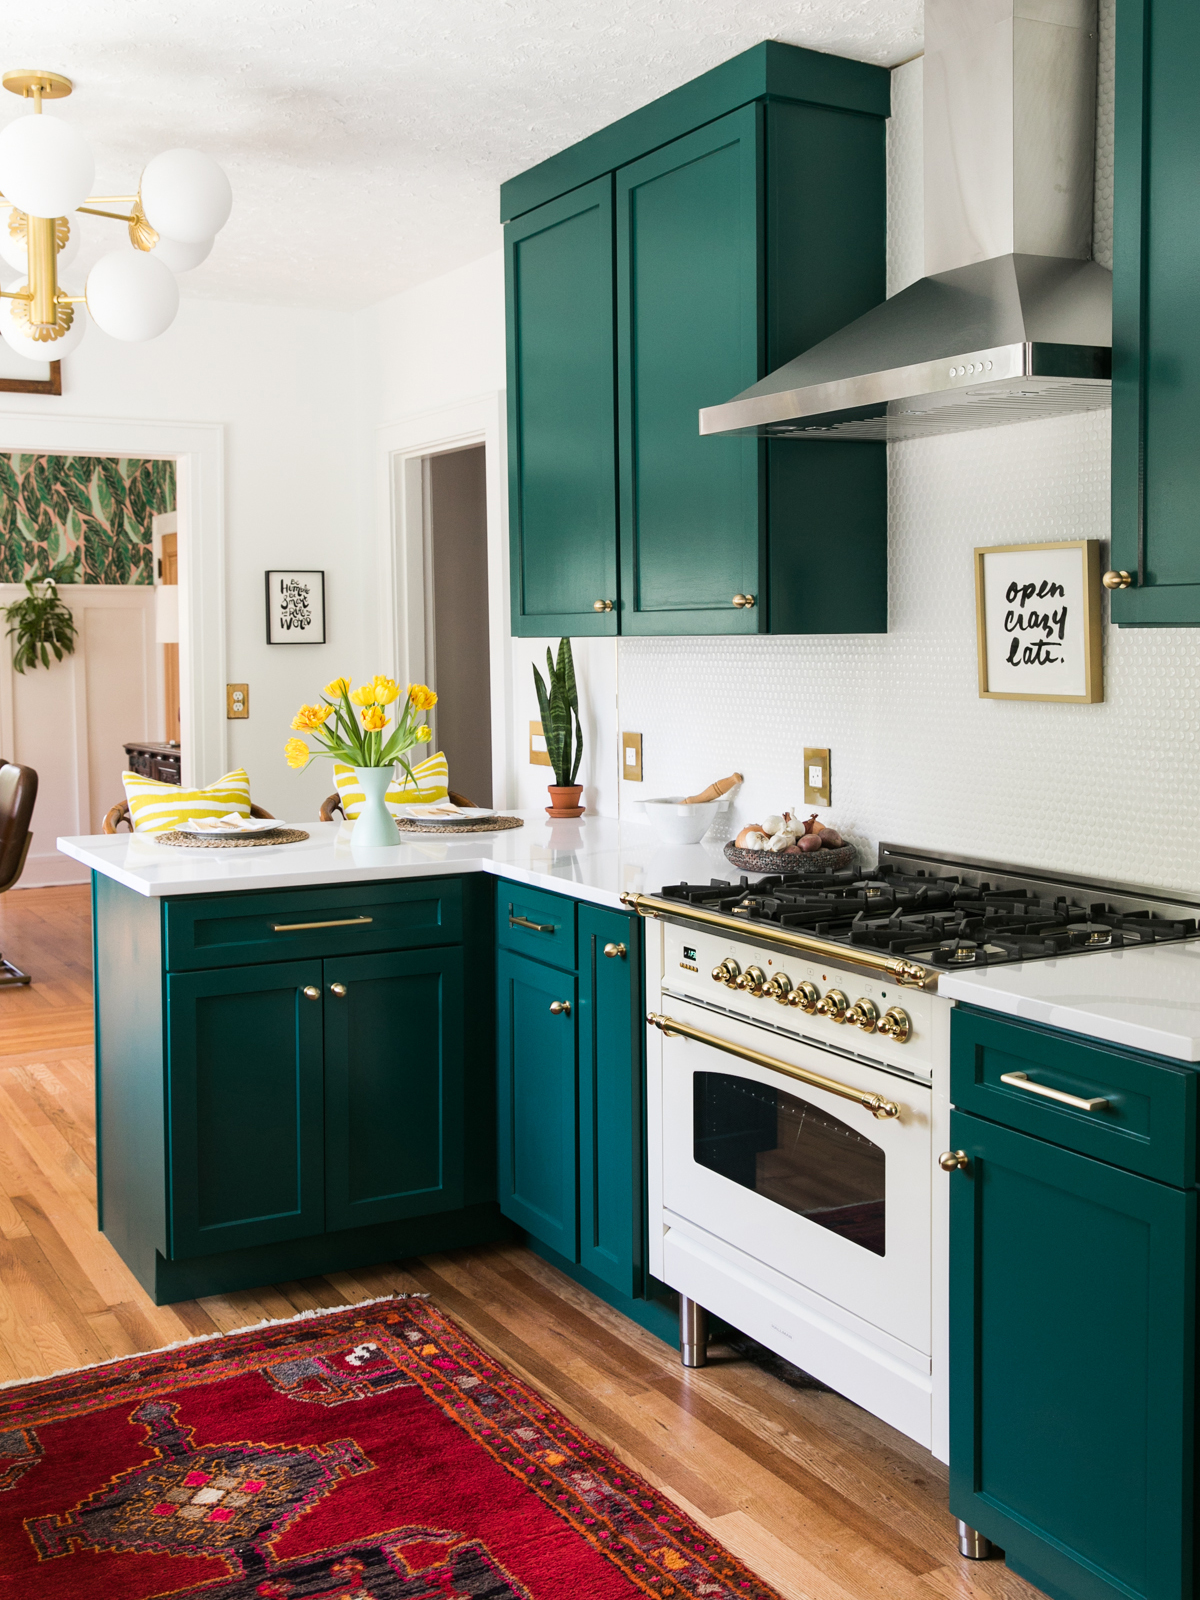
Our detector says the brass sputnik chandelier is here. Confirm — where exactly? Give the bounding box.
[0,69,232,357]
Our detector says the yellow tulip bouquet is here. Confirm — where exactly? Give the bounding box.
[285,676,437,780]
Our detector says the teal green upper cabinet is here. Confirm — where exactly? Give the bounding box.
[1111,0,1200,624]
[506,178,619,636]
[503,41,889,638]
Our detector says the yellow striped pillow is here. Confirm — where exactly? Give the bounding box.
[333,752,449,819]
[122,768,253,834]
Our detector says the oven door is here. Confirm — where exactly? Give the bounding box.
[658,1000,931,1356]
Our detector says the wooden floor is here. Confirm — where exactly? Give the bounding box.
[0,881,1043,1600]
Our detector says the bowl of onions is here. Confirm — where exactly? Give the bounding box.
[723,812,856,874]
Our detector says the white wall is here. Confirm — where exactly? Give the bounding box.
[0,296,373,825]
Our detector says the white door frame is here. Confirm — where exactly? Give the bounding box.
[377,392,511,808]
[0,413,226,789]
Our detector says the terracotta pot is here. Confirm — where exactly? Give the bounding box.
[546,784,585,818]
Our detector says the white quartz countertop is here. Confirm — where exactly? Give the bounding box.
[939,941,1200,1062]
[57,811,747,912]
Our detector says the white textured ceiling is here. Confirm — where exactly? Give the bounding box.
[0,1,921,310]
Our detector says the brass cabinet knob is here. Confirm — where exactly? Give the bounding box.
[549,1000,571,1015]
[593,599,614,611]
[731,593,757,609]
[846,997,879,1032]
[711,958,740,986]
[329,982,347,997]
[302,985,320,1000]
[787,980,821,1014]
[603,942,627,959]
[939,1149,970,1172]
[816,987,849,1022]
[878,1006,912,1044]
[764,972,792,1002]
[736,965,767,995]
[1102,569,1133,590]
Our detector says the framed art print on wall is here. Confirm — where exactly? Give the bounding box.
[974,540,1102,703]
[266,569,326,644]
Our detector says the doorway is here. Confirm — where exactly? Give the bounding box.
[424,446,492,807]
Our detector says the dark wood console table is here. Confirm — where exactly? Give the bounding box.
[124,741,182,784]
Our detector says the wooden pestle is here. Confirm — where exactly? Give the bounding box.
[683,772,744,805]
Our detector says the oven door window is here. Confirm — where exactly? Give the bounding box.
[693,1072,886,1256]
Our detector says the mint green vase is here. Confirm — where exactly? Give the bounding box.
[351,766,400,847]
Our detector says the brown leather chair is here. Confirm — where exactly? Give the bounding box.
[103,799,275,833]
[0,758,38,986]
[319,788,476,821]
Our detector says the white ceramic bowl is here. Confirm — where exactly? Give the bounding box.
[642,796,719,845]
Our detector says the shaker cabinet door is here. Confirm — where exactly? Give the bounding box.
[948,1109,1195,1600]
[616,106,764,635]
[166,961,326,1258]
[497,949,579,1257]
[506,177,620,637]
[323,947,465,1232]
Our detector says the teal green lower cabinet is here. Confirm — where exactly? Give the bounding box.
[948,1014,1197,1600]
[166,960,327,1260]
[323,947,465,1232]
[497,949,579,1253]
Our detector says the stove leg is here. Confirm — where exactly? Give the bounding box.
[956,1520,994,1560]
[680,1297,709,1368]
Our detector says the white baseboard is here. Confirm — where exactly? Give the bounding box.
[14,852,89,889]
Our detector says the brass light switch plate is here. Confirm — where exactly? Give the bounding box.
[803,747,830,806]
[622,732,643,782]
[529,721,551,767]
[226,683,249,719]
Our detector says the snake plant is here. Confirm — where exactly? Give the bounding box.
[533,637,583,786]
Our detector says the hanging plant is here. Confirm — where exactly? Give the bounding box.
[4,557,79,673]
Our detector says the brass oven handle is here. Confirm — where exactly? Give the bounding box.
[620,892,936,990]
[647,1010,901,1120]
[510,914,555,933]
[999,1070,1109,1113]
[274,916,373,932]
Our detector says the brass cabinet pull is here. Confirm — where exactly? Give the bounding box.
[510,914,554,933]
[999,1070,1109,1112]
[731,593,756,608]
[603,942,627,958]
[274,915,373,932]
[647,1010,901,1120]
[939,1150,969,1171]
[1102,570,1133,590]
[329,983,347,997]
[593,599,614,612]
[549,1000,571,1015]
[302,985,320,1000]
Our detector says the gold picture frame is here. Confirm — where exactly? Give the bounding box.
[974,539,1103,703]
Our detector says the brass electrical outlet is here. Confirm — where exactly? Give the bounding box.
[803,747,830,806]
[529,721,551,767]
[226,683,249,719]
[622,732,643,782]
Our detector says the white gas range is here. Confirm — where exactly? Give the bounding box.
[622,844,1200,1463]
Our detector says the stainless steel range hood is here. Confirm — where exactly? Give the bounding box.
[700,0,1110,442]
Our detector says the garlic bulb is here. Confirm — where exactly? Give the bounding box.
[743,830,770,849]
[766,830,796,851]
[761,814,784,836]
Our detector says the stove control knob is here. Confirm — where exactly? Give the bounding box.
[711,958,740,986]
[764,973,792,1002]
[787,981,820,1014]
[816,988,849,1022]
[736,965,767,995]
[878,1006,912,1044]
[846,997,879,1032]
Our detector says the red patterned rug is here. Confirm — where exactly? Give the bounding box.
[0,1296,784,1600]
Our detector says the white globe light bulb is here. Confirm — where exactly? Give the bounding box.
[0,114,94,219]
[149,232,213,273]
[86,250,179,341]
[0,277,86,360]
[140,149,231,244]
[0,210,81,273]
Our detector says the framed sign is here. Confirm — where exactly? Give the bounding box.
[265,569,326,645]
[975,540,1102,703]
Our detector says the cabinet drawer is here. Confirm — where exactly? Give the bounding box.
[951,1007,1196,1186]
[164,878,463,971]
[496,881,575,969]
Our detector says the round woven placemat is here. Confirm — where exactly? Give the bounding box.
[155,827,310,848]
[395,815,524,835]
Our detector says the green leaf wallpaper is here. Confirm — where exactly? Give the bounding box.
[0,455,176,586]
